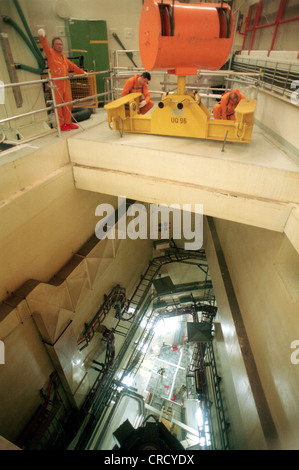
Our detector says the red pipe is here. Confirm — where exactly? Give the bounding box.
[241,5,252,51]
[268,0,287,56]
[241,0,299,56]
[248,1,262,54]
[246,15,299,30]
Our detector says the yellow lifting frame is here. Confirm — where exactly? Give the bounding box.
[104,76,256,143]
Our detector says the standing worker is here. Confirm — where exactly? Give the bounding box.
[38,29,86,131]
[121,72,154,114]
[213,88,246,121]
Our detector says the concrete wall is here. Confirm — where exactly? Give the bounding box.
[254,91,299,154]
[232,0,299,156]
[0,233,153,443]
[0,0,51,140]
[0,135,154,443]
[0,139,116,301]
[237,0,299,52]
[231,69,299,157]
[205,216,299,450]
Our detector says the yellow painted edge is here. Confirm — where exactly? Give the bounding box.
[90,40,108,44]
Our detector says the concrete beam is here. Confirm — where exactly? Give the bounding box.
[72,165,293,234]
[68,137,299,204]
[68,129,299,253]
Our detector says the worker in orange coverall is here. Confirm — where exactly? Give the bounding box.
[121,72,154,114]
[38,29,86,131]
[213,88,246,121]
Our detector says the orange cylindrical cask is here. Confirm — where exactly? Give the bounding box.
[139,0,234,75]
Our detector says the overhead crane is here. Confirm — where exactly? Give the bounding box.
[105,0,256,143]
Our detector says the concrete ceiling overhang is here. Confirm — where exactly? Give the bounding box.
[67,120,299,254]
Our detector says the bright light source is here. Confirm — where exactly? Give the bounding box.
[196,408,204,427]
[137,342,149,354]
[154,317,179,335]
[195,408,211,447]
[72,358,82,367]
[140,318,148,328]
[122,374,134,387]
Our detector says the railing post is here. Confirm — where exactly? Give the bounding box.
[48,71,61,138]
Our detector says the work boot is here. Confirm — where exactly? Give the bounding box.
[67,123,79,130]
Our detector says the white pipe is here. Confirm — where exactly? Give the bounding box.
[1,70,109,89]
[0,106,51,124]
[2,78,48,88]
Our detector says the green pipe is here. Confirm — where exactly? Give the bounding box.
[3,16,45,69]
[14,63,44,74]
[12,0,44,64]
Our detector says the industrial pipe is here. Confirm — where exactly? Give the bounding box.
[3,16,45,71]
[13,0,45,65]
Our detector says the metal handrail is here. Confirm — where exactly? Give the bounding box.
[0,70,111,139]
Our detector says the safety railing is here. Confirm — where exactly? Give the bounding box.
[232,55,299,103]
[110,49,167,100]
[1,51,266,146]
[111,47,299,115]
[0,69,110,140]
[111,47,298,107]
[110,48,262,111]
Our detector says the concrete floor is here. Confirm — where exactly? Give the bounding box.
[70,108,299,172]
[1,106,298,173]
[0,109,103,166]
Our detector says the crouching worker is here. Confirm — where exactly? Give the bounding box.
[121,72,154,114]
[213,88,246,121]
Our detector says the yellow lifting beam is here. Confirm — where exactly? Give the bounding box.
[104,77,256,143]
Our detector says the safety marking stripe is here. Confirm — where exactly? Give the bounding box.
[89,40,108,44]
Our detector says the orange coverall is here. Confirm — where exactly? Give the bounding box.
[40,35,85,126]
[121,74,154,114]
[213,88,246,121]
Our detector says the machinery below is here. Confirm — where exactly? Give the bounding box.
[104,76,256,144]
